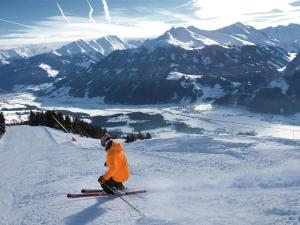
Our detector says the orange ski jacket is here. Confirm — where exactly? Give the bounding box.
[103,141,130,182]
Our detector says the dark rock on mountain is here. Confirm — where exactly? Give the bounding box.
[44,44,289,106]
[0,51,102,90]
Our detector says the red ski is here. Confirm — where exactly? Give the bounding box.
[67,190,147,198]
[81,189,104,194]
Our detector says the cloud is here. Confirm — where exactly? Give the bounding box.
[177,0,298,29]
[290,1,300,7]
[0,18,41,31]
[174,1,197,10]
[1,0,300,49]
[56,1,70,24]
[101,0,111,24]
[86,0,96,23]
[0,15,170,49]
[243,8,283,16]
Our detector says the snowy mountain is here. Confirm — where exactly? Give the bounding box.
[262,23,300,52]
[2,23,300,114]
[285,53,300,75]
[0,35,135,91]
[143,22,278,50]
[43,44,289,107]
[0,51,98,91]
[57,35,133,58]
[217,22,277,47]
[89,35,133,56]
[0,43,63,65]
[1,125,300,225]
[244,53,300,114]
[0,35,132,66]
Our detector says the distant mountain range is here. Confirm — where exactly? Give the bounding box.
[262,23,300,53]
[144,23,278,49]
[1,22,300,114]
[0,35,135,90]
[45,44,289,103]
[0,35,134,66]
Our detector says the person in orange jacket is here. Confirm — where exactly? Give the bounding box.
[98,133,130,194]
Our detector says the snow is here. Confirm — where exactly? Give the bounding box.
[55,36,133,58]
[1,125,300,225]
[268,78,289,95]
[2,92,300,140]
[288,52,297,62]
[194,103,213,112]
[39,63,59,77]
[167,71,203,80]
[144,24,278,50]
[199,84,225,100]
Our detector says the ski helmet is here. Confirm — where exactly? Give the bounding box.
[101,133,112,148]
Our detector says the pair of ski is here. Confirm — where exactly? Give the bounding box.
[67,188,147,199]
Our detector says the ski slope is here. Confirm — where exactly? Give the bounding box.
[0,125,300,225]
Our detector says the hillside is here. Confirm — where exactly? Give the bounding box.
[0,125,300,225]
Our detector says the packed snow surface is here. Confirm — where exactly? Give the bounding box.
[0,125,300,225]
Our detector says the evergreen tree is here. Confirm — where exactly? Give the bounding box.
[64,115,72,131]
[29,111,37,126]
[44,111,55,128]
[27,110,107,140]
[0,112,6,135]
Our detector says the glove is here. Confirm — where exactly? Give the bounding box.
[98,175,105,184]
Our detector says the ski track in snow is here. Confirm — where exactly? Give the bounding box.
[0,126,300,225]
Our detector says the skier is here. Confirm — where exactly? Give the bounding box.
[98,133,130,194]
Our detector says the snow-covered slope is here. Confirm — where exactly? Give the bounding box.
[1,125,300,225]
[46,44,289,106]
[0,35,132,66]
[143,22,278,50]
[57,35,133,58]
[262,23,300,52]
[0,43,63,65]
[90,35,133,56]
[217,22,277,47]
[0,35,134,91]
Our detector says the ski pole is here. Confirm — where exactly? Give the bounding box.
[52,115,77,141]
[102,183,146,217]
[52,115,69,133]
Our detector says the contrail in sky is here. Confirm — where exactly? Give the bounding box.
[86,0,96,23]
[0,18,41,31]
[56,1,70,24]
[174,0,197,9]
[101,0,111,24]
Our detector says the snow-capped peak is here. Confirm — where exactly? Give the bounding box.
[93,35,133,55]
[56,39,93,56]
[261,23,300,52]
[217,22,277,47]
[0,43,64,64]
[143,26,220,50]
[56,35,133,57]
[143,22,278,50]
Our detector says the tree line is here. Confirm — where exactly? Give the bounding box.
[0,110,152,142]
[28,110,152,142]
[28,110,107,139]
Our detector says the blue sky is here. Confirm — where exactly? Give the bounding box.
[0,0,300,49]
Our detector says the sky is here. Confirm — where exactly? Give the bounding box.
[0,0,300,49]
